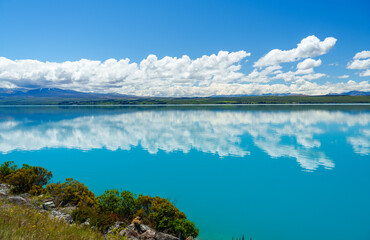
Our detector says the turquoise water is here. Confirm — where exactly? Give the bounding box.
[0,105,369,240]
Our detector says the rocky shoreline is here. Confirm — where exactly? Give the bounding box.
[1,183,191,240]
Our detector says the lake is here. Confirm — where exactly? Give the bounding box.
[0,105,369,240]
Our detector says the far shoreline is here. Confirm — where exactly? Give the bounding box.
[1,103,370,107]
[0,95,369,106]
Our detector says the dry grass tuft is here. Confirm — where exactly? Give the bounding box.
[0,199,125,240]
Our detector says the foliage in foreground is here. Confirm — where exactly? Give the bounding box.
[0,199,124,240]
[0,161,52,195]
[79,190,199,239]
[72,189,199,239]
[0,161,199,239]
[46,178,96,207]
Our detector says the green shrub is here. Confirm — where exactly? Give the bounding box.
[96,190,138,220]
[96,189,122,213]
[119,190,137,219]
[1,161,198,239]
[0,161,18,181]
[96,190,199,239]
[3,166,52,195]
[45,178,95,207]
[29,185,45,196]
[21,163,33,170]
[136,195,199,239]
[172,218,199,239]
[71,205,119,232]
[71,204,97,223]
[90,211,119,232]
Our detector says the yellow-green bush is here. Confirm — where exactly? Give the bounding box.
[88,190,199,239]
[0,161,17,181]
[3,164,52,195]
[45,178,96,207]
[136,195,199,239]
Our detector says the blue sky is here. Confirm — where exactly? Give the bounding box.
[0,0,369,96]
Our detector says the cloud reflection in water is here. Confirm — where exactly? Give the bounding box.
[0,108,368,171]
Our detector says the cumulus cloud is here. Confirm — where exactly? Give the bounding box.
[297,58,322,70]
[244,36,336,85]
[353,50,370,59]
[347,58,370,70]
[347,50,370,77]
[253,35,336,67]
[0,51,250,96]
[359,69,370,77]
[0,35,368,96]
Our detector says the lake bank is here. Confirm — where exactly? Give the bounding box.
[0,162,198,240]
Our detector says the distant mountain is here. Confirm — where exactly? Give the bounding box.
[1,88,369,99]
[0,88,134,99]
[341,91,370,96]
[209,93,297,97]
[0,88,369,105]
[328,91,370,96]
[213,91,370,97]
[0,88,27,96]
[25,88,87,97]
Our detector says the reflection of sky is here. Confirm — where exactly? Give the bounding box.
[347,129,370,156]
[0,109,369,171]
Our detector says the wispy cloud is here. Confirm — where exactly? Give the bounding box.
[338,75,350,79]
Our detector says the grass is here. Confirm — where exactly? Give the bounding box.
[0,199,125,240]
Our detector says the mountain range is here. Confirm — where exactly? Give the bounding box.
[0,88,369,98]
[0,88,369,105]
[0,88,131,98]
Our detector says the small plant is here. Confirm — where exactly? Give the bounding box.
[232,235,250,240]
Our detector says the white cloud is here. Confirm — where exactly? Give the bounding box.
[0,35,368,96]
[297,58,322,70]
[354,51,370,59]
[347,58,370,70]
[338,75,350,79]
[246,36,333,84]
[347,50,370,77]
[360,69,370,77]
[253,35,336,67]
[0,51,250,95]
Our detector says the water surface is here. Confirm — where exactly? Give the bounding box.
[0,105,369,240]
